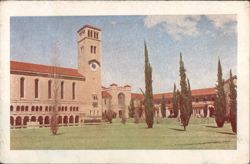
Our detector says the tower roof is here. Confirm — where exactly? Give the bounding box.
[77,25,101,33]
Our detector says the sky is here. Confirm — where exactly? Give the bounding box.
[10,15,237,93]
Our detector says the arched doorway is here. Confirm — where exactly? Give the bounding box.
[58,116,62,125]
[75,116,79,125]
[38,116,43,127]
[23,116,29,127]
[44,116,50,125]
[10,116,14,126]
[118,92,126,118]
[69,115,74,125]
[31,116,36,122]
[63,116,68,125]
[16,116,22,128]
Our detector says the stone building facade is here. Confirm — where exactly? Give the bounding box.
[10,25,103,128]
[101,84,131,118]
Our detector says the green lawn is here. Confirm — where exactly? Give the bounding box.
[11,118,236,149]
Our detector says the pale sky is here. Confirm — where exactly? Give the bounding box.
[11,15,237,93]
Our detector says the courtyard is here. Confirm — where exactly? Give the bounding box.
[11,118,236,149]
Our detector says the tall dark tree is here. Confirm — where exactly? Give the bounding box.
[214,58,226,127]
[144,41,154,128]
[187,78,193,119]
[172,83,179,118]
[229,69,237,133]
[128,99,135,118]
[160,95,166,118]
[179,53,191,131]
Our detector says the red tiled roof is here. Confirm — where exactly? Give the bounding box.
[102,91,112,98]
[10,61,84,78]
[191,88,216,96]
[77,25,101,33]
[131,93,144,100]
[154,92,173,100]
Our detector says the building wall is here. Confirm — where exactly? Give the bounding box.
[102,85,131,118]
[10,73,85,127]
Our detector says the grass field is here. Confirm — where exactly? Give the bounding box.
[10,118,236,149]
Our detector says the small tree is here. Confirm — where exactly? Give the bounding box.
[105,99,114,123]
[128,99,135,118]
[134,107,140,123]
[214,58,226,127]
[50,43,60,135]
[229,69,237,133]
[179,53,191,131]
[160,95,166,118]
[172,83,179,118]
[121,108,126,124]
[143,41,154,128]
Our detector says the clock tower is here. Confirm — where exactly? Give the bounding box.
[77,25,102,119]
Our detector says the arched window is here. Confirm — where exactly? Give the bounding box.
[72,82,76,100]
[36,106,39,111]
[65,106,67,111]
[39,106,42,111]
[21,106,24,112]
[31,106,35,111]
[35,79,39,98]
[20,77,25,98]
[48,80,52,99]
[118,93,125,106]
[25,106,28,111]
[45,106,48,112]
[10,105,13,112]
[16,106,20,112]
[61,81,64,99]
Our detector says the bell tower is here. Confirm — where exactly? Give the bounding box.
[77,25,102,119]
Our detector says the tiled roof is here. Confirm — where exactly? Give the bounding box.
[132,88,216,102]
[154,92,173,100]
[191,88,216,96]
[11,61,84,78]
[77,25,101,33]
[131,93,144,100]
[102,91,112,98]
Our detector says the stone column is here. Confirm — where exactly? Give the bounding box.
[207,107,210,118]
[14,118,16,129]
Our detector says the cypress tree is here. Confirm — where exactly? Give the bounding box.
[214,58,226,127]
[187,78,193,119]
[172,83,179,118]
[229,69,237,133]
[161,95,166,118]
[144,41,154,128]
[179,53,191,131]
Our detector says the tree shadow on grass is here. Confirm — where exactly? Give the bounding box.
[217,132,235,135]
[168,128,185,131]
[205,125,218,128]
[56,132,64,135]
[176,140,231,146]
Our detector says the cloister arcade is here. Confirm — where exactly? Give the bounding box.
[10,105,80,128]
